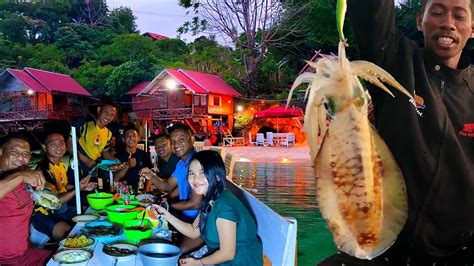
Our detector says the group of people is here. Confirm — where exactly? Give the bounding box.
[0,98,264,265]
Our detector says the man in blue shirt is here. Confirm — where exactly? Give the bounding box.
[141,123,201,222]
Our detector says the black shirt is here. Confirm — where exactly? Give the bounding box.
[157,153,180,179]
[116,149,152,190]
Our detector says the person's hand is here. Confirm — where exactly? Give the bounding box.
[128,158,137,168]
[140,167,154,180]
[151,204,169,220]
[22,170,45,189]
[82,156,96,168]
[179,257,203,265]
[83,182,97,191]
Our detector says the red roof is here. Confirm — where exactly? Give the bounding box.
[6,69,49,93]
[130,69,240,97]
[143,32,168,40]
[127,81,150,95]
[24,67,91,96]
[166,69,207,94]
[179,69,241,97]
[254,106,303,119]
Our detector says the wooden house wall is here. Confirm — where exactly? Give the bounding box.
[208,94,234,115]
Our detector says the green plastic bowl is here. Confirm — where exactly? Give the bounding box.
[87,193,114,210]
[105,205,140,224]
[123,219,152,241]
[116,195,139,205]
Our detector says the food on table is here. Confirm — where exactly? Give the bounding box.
[103,244,136,257]
[286,0,410,259]
[63,235,94,248]
[55,250,92,263]
[83,222,121,237]
[124,225,150,232]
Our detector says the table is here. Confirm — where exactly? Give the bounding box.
[46,209,171,266]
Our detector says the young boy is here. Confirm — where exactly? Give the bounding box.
[32,131,96,241]
[114,125,152,191]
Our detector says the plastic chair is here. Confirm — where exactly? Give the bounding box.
[248,132,256,146]
[266,132,274,146]
[256,133,266,146]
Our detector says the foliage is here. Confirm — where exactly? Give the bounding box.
[104,60,156,99]
[108,7,137,34]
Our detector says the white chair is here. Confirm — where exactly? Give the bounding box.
[224,152,237,180]
[248,132,256,146]
[287,133,296,146]
[280,136,289,147]
[266,132,274,146]
[194,141,205,152]
[256,133,266,146]
[30,224,50,248]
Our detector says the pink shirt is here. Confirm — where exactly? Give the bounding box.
[0,183,33,261]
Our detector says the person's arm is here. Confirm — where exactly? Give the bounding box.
[347,0,396,64]
[171,189,202,211]
[114,163,130,181]
[58,175,95,204]
[200,218,237,264]
[152,205,201,239]
[0,170,45,200]
[67,136,96,167]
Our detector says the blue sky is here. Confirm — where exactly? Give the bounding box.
[106,0,201,42]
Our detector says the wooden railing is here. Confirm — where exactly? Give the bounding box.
[152,107,207,120]
[0,106,86,122]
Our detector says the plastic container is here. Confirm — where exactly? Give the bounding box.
[87,193,114,210]
[105,204,140,224]
[138,242,181,266]
[123,219,152,241]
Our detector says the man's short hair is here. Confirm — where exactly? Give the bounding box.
[98,96,118,111]
[123,125,139,135]
[421,0,474,15]
[168,123,192,136]
[1,132,30,150]
[154,132,170,142]
[42,130,66,144]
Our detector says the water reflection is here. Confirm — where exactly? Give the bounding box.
[232,161,336,265]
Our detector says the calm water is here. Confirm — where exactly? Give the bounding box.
[232,162,337,265]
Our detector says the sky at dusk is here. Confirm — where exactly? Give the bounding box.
[106,0,202,42]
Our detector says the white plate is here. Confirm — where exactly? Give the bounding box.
[72,214,99,223]
[136,194,157,207]
[53,249,92,265]
[102,243,137,261]
[59,235,95,250]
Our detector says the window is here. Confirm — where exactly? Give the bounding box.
[212,96,221,106]
[201,95,207,105]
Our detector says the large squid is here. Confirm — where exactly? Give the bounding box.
[288,0,411,259]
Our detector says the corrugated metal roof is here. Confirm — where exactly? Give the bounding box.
[24,67,91,96]
[6,68,49,93]
[179,69,241,97]
[127,81,150,95]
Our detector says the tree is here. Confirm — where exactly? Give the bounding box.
[109,7,137,34]
[105,60,157,99]
[179,0,302,96]
[73,61,115,97]
[97,34,158,66]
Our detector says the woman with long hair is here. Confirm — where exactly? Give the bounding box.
[152,150,263,265]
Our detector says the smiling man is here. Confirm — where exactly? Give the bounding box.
[66,99,118,183]
[140,123,201,222]
[0,134,51,265]
[319,0,474,265]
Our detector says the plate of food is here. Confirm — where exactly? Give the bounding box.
[59,235,95,250]
[72,214,99,223]
[53,249,92,265]
[82,221,122,238]
[97,160,125,172]
[102,243,137,258]
[136,194,157,207]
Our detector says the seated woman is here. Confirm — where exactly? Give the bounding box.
[152,150,263,265]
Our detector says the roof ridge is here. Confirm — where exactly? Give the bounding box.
[24,67,71,77]
[178,69,210,93]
